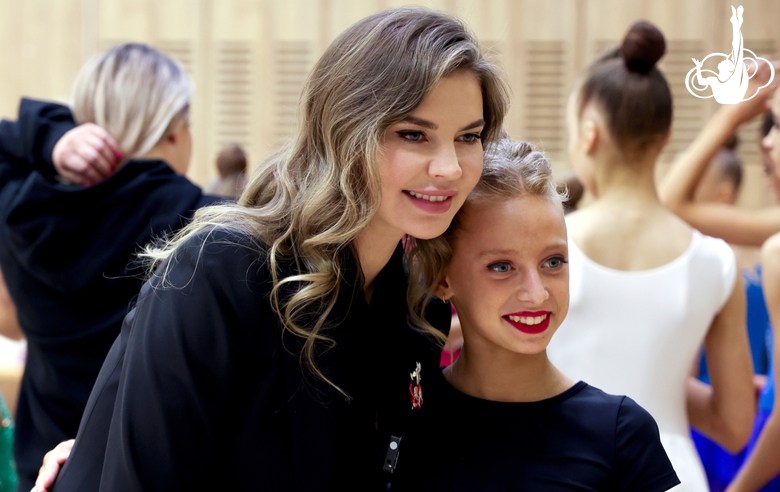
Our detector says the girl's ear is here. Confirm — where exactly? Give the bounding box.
[435,273,453,302]
[582,119,599,156]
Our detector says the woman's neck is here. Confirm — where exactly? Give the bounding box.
[353,224,404,300]
[445,343,572,403]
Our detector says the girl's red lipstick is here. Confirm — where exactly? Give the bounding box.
[503,311,551,335]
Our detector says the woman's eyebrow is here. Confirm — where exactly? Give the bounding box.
[398,117,486,132]
[460,119,485,131]
[400,116,437,129]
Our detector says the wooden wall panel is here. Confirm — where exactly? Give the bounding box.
[522,41,568,160]
[661,39,709,162]
[213,41,255,151]
[506,0,578,171]
[0,0,82,117]
[208,0,261,184]
[0,0,778,207]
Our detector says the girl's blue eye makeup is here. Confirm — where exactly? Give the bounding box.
[545,256,568,269]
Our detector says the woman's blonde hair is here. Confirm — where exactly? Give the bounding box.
[142,7,509,395]
[408,136,563,306]
[71,43,192,159]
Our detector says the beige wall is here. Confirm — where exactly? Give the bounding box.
[0,0,778,207]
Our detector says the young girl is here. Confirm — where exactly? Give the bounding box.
[31,8,510,492]
[394,136,680,491]
[547,21,755,491]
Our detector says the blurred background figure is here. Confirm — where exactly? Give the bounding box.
[204,143,248,198]
[688,136,770,492]
[0,43,221,491]
[660,52,780,489]
[548,21,755,492]
[0,268,18,492]
[693,146,742,206]
[0,269,21,343]
[721,83,780,492]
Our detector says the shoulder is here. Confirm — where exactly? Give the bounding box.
[762,232,780,279]
[612,396,680,490]
[614,395,659,432]
[142,225,275,335]
[129,226,278,364]
[121,159,205,202]
[563,382,621,406]
[695,231,736,264]
[762,231,780,257]
[154,225,271,294]
[694,231,738,301]
[564,387,681,491]
[564,386,661,447]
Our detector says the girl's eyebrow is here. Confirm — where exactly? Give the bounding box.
[478,242,567,259]
[478,248,518,258]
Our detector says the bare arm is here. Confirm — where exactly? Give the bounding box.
[660,61,780,247]
[687,273,755,452]
[727,234,780,491]
[0,268,22,340]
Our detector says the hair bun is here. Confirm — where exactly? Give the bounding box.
[620,21,666,74]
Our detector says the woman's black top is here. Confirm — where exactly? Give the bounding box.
[0,99,223,488]
[51,228,450,492]
[393,369,681,492]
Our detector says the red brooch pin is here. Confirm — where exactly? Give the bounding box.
[409,362,423,410]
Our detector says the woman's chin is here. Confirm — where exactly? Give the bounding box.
[407,223,451,241]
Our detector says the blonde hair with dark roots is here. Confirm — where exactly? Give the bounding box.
[142,8,509,396]
[408,136,563,312]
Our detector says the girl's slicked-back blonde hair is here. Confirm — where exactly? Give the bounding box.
[408,136,563,309]
[142,7,509,395]
[71,43,192,159]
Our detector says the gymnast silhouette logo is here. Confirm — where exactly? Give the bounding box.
[685,5,774,104]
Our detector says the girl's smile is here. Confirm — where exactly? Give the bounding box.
[503,311,552,334]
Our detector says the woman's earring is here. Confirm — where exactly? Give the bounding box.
[443,298,449,304]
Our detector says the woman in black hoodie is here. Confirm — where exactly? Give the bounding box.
[0,43,222,491]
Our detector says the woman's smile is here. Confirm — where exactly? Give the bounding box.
[368,69,485,242]
[403,189,456,213]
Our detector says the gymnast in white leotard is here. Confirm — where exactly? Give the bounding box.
[547,20,755,492]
